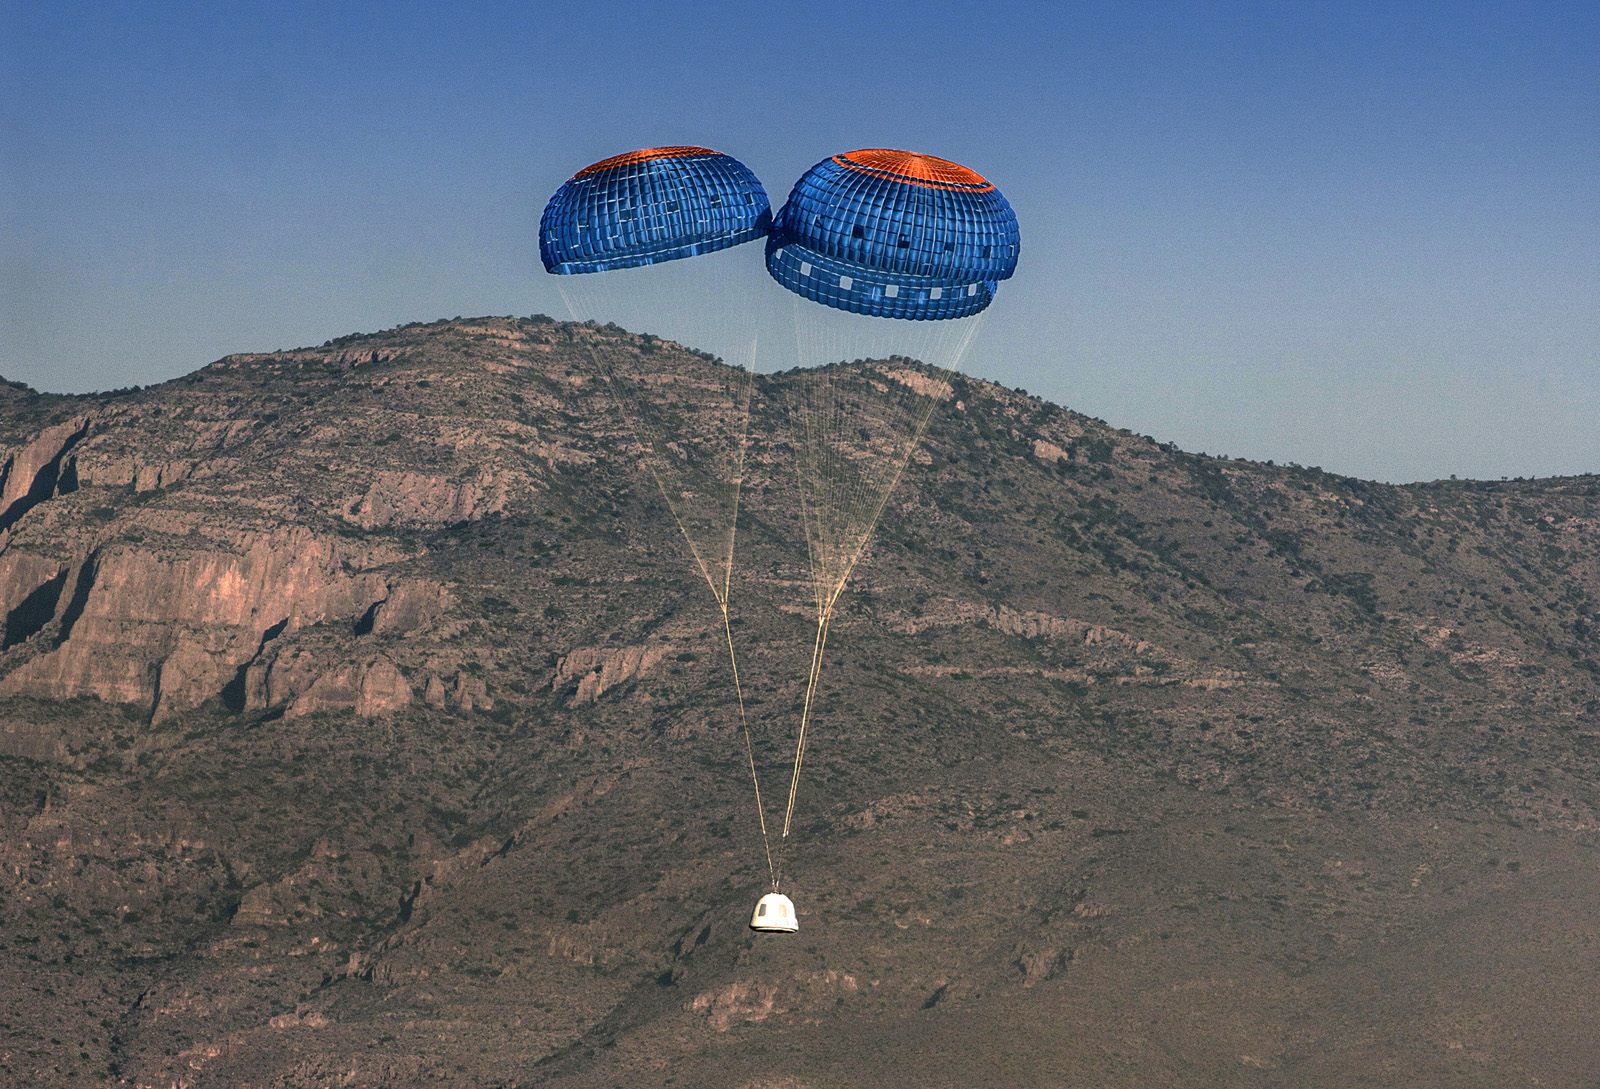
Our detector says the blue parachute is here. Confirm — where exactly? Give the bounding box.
[540,147,771,276]
[766,149,1020,320]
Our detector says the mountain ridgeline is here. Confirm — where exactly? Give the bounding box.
[1,316,1597,1088]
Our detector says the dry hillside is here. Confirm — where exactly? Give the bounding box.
[1,317,1597,1087]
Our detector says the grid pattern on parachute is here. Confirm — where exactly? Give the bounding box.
[765,148,1019,320]
[541,147,771,275]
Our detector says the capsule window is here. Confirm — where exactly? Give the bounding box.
[757,903,767,917]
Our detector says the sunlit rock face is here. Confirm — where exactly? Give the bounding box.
[1,317,1599,1088]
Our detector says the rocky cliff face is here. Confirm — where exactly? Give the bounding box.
[1,318,1598,1088]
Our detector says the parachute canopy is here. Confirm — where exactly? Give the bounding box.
[541,146,772,275]
[765,148,1019,320]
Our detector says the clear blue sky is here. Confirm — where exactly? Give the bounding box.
[3,1,1596,482]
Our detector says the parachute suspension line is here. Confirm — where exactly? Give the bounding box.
[777,377,942,844]
[716,389,777,891]
[698,372,777,890]
[722,336,754,606]
[569,330,777,891]
[781,608,832,840]
[722,604,777,889]
[577,342,725,600]
[775,311,983,860]
[835,317,978,588]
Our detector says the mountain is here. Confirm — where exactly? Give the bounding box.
[1,316,1597,1088]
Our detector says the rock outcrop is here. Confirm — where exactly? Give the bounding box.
[285,656,412,719]
[0,550,67,649]
[0,527,440,718]
[0,415,89,531]
[349,470,510,529]
[555,644,667,704]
